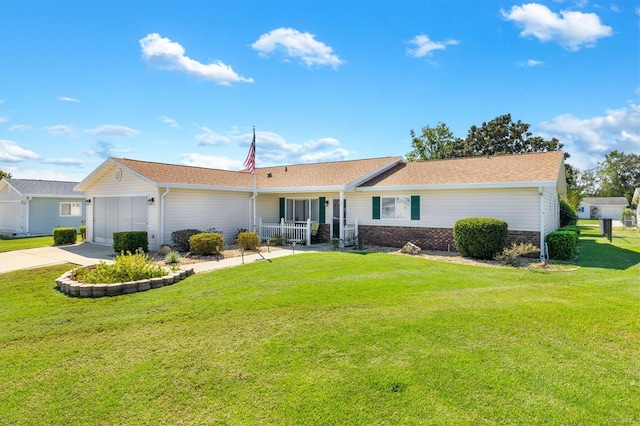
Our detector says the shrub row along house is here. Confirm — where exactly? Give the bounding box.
[75,151,566,259]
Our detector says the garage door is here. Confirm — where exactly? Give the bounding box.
[93,196,148,244]
[0,202,24,234]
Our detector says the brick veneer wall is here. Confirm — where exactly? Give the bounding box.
[358,225,540,251]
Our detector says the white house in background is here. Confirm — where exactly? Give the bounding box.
[0,178,86,236]
[577,197,629,220]
[75,151,567,259]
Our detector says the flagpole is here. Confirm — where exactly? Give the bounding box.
[252,126,257,233]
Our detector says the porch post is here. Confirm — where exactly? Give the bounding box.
[339,190,345,248]
[306,218,311,246]
[280,218,284,238]
[258,217,263,239]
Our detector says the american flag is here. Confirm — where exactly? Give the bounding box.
[244,127,256,175]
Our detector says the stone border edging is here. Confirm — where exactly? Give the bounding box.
[55,268,195,298]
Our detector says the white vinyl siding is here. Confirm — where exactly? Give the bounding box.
[542,186,560,237]
[351,187,541,232]
[163,189,251,245]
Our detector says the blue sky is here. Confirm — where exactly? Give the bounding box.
[1,0,638,182]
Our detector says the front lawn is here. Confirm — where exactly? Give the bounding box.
[0,227,638,425]
[0,234,79,253]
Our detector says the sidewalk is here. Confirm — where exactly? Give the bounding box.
[0,242,327,274]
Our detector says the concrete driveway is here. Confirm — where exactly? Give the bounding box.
[0,243,115,274]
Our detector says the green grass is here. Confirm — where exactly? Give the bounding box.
[1,228,639,425]
[0,235,79,252]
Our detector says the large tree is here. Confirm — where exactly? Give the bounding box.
[464,113,567,158]
[406,122,463,161]
[596,151,640,205]
[0,170,12,179]
[406,113,567,162]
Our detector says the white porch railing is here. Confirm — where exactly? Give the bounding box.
[259,218,312,246]
[343,219,359,247]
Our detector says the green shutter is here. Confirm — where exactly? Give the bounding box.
[319,197,326,223]
[372,196,381,220]
[279,198,285,220]
[411,195,420,220]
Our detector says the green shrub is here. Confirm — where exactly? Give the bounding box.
[79,225,87,240]
[560,225,581,235]
[453,218,508,260]
[52,228,77,245]
[236,231,261,250]
[545,230,578,261]
[113,231,148,253]
[620,208,633,221]
[268,234,284,246]
[189,233,224,255]
[560,200,578,227]
[72,250,167,284]
[171,229,203,252]
[164,250,182,265]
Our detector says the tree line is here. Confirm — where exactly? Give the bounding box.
[406,113,639,208]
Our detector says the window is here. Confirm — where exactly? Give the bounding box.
[373,196,420,220]
[60,202,82,217]
[284,198,319,222]
[382,196,410,219]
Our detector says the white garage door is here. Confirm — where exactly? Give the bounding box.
[0,202,24,234]
[599,206,623,219]
[93,196,148,244]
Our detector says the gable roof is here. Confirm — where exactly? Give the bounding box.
[358,151,566,192]
[76,156,404,192]
[1,178,84,198]
[581,197,629,207]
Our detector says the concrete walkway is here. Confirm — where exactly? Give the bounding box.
[0,242,326,274]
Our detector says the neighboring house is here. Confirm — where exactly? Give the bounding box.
[577,197,629,220]
[76,151,566,259]
[0,178,86,236]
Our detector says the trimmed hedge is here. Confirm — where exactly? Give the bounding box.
[545,230,578,261]
[189,233,224,255]
[453,218,508,260]
[559,225,581,235]
[171,229,203,252]
[53,227,77,245]
[113,231,148,253]
[236,231,260,250]
[560,200,578,227]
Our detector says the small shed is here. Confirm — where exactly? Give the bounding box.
[577,197,629,220]
[0,178,86,236]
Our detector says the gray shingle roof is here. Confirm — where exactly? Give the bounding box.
[3,178,84,197]
[581,197,629,206]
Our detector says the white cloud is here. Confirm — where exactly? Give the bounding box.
[140,33,253,85]
[502,3,612,50]
[180,153,242,170]
[9,124,32,131]
[85,125,141,137]
[159,116,181,129]
[58,96,80,103]
[252,27,344,69]
[46,125,76,136]
[406,35,459,58]
[0,116,7,124]
[195,127,231,145]
[537,103,640,169]
[0,139,41,162]
[518,59,544,66]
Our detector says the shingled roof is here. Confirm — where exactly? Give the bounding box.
[1,178,84,197]
[358,151,566,191]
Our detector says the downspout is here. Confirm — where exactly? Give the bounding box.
[160,188,170,245]
[539,187,545,261]
[249,194,256,232]
[25,197,32,235]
